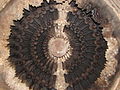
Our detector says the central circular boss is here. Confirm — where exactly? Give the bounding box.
[48,37,70,58]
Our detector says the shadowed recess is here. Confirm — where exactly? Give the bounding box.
[8,0,59,90]
[63,0,108,90]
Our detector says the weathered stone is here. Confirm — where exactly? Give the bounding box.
[0,0,120,90]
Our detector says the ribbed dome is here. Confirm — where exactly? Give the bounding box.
[8,0,108,90]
